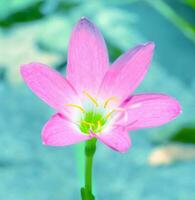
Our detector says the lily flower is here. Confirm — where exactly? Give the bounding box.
[21,18,181,152]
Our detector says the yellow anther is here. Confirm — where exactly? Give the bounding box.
[82,121,95,127]
[83,91,99,107]
[66,104,86,113]
[104,96,117,108]
[97,120,101,130]
[105,109,116,119]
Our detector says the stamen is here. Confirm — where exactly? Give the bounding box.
[104,96,117,108]
[82,121,93,126]
[105,109,116,119]
[66,104,86,113]
[97,120,101,130]
[83,91,99,107]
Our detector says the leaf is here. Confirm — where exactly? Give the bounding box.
[170,126,195,144]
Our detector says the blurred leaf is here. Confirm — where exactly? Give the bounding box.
[0,67,5,81]
[106,41,123,62]
[0,1,44,28]
[147,0,195,43]
[56,1,80,12]
[183,0,195,9]
[170,127,195,144]
[0,0,41,20]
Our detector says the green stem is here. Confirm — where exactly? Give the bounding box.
[81,138,97,200]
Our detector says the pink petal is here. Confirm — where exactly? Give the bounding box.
[92,127,131,153]
[99,43,154,103]
[42,113,91,146]
[67,17,109,96]
[121,94,181,130]
[21,62,78,112]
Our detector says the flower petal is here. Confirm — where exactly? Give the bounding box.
[121,94,181,130]
[42,113,91,146]
[21,62,78,112]
[67,17,109,96]
[99,43,154,103]
[92,127,131,152]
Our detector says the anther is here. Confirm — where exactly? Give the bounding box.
[97,120,101,130]
[82,121,95,127]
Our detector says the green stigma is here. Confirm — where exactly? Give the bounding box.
[79,111,106,134]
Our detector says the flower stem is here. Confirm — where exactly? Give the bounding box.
[81,138,97,200]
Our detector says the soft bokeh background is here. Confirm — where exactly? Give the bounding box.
[0,0,195,199]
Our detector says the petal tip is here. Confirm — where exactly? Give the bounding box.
[42,140,47,145]
[20,62,30,69]
[80,16,90,22]
[119,144,131,153]
[169,96,182,117]
[41,130,48,145]
[76,17,95,32]
[175,101,182,116]
[20,64,25,75]
[121,140,132,153]
[41,131,54,146]
[20,62,40,71]
[20,63,31,78]
[144,41,155,50]
[20,62,38,78]
[120,149,129,153]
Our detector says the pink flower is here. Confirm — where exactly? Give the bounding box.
[21,18,181,152]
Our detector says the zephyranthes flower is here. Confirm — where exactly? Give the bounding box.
[21,18,181,153]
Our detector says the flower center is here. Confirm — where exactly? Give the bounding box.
[66,91,119,135]
[79,111,106,134]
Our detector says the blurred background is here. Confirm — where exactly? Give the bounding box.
[0,0,195,199]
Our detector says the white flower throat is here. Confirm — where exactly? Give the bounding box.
[66,91,119,134]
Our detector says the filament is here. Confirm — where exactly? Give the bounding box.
[83,91,99,107]
[105,109,116,119]
[66,104,85,113]
[104,96,117,108]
